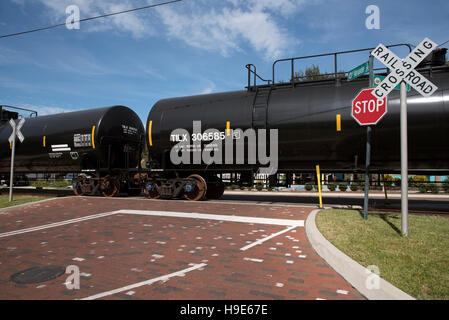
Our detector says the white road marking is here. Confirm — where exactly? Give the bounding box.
[0,210,302,241]
[116,209,304,227]
[243,257,263,263]
[81,263,206,300]
[337,290,349,295]
[73,257,85,262]
[0,211,120,238]
[240,226,298,251]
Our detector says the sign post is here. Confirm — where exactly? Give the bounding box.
[351,58,387,220]
[400,81,408,235]
[362,55,375,221]
[371,37,438,236]
[8,118,25,202]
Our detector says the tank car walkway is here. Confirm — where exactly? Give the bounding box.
[0,197,364,300]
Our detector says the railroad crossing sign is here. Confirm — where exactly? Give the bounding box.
[351,88,387,126]
[371,37,438,99]
[370,37,439,237]
[8,118,25,144]
[8,117,25,203]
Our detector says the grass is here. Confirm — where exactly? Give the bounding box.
[0,195,51,209]
[316,209,449,300]
[30,180,72,188]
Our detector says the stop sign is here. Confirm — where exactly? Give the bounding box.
[351,88,388,126]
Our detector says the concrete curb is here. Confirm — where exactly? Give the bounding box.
[305,208,415,300]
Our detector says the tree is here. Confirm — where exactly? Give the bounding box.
[282,64,345,84]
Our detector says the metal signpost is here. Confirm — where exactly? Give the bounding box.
[351,58,387,220]
[8,118,25,202]
[371,37,438,236]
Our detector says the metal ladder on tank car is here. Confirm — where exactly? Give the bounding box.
[252,86,272,129]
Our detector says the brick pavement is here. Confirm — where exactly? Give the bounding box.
[0,196,364,300]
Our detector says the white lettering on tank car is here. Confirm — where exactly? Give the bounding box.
[74,134,92,147]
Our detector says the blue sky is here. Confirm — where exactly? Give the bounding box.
[1,0,448,124]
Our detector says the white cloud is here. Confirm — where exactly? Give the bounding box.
[233,0,309,17]
[157,3,299,59]
[200,81,216,94]
[37,0,154,38]
[34,106,75,116]
[11,0,25,6]
[28,0,312,59]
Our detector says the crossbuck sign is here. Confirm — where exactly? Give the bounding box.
[8,118,25,144]
[8,117,25,202]
[370,37,439,237]
[371,38,438,99]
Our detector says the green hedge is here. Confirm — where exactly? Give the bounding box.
[31,180,72,188]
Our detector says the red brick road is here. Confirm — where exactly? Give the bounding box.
[0,196,364,300]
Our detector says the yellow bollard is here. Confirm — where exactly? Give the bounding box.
[316,165,323,208]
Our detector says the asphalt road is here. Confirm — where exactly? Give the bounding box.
[220,191,449,213]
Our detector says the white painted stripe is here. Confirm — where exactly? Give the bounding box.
[337,289,349,295]
[51,144,68,148]
[81,263,206,300]
[0,211,120,238]
[52,147,71,152]
[73,257,85,262]
[116,209,304,227]
[243,257,263,263]
[1,209,303,241]
[240,225,298,251]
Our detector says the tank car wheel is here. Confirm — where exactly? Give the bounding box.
[100,176,120,197]
[144,182,161,199]
[184,174,207,201]
[72,174,87,196]
[206,182,225,200]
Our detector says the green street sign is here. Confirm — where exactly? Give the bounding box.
[347,61,370,82]
[373,75,411,91]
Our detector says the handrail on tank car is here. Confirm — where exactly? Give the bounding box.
[1,105,38,117]
[271,43,413,86]
[246,64,271,91]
